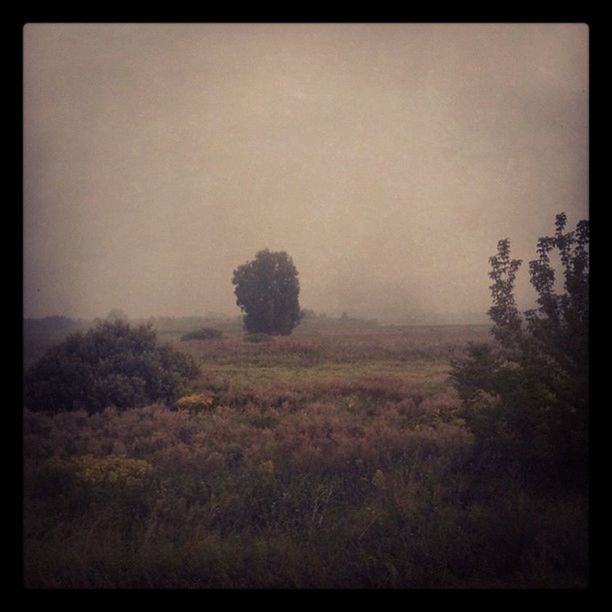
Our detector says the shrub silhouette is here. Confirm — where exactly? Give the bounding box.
[24,320,199,414]
[181,327,224,341]
[243,332,275,343]
[451,213,589,484]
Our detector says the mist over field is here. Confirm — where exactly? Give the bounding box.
[24,23,588,322]
[22,23,590,590]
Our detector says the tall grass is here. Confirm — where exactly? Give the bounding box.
[22,325,587,588]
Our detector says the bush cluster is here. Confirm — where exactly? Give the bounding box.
[450,214,589,486]
[174,393,215,413]
[243,332,275,343]
[24,320,199,414]
[180,328,224,341]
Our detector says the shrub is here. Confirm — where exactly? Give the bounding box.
[243,332,275,343]
[450,213,589,485]
[24,320,200,414]
[72,455,153,487]
[175,393,215,413]
[41,454,153,488]
[181,328,224,341]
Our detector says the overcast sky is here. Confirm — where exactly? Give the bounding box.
[23,23,588,322]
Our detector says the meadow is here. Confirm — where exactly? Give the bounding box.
[22,321,588,588]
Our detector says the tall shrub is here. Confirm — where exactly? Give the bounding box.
[451,214,589,483]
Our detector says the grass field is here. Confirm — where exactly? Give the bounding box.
[22,322,588,588]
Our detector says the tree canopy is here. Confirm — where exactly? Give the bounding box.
[232,249,302,336]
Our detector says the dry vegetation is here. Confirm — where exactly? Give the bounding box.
[22,323,588,588]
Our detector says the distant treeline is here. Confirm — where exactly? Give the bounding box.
[24,312,381,336]
[24,316,85,336]
[23,315,239,336]
[24,311,487,338]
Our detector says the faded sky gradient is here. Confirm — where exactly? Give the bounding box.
[24,23,588,322]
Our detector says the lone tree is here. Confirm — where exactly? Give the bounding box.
[24,320,199,414]
[450,213,589,486]
[232,249,302,335]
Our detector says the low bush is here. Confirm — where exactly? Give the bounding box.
[174,393,215,413]
[24,320,199,414]
[243,332,275,343]
[180,328,224,341]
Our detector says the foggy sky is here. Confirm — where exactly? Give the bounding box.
[24,23,588,322]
